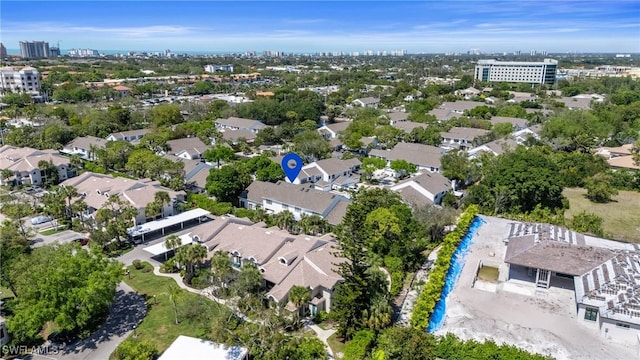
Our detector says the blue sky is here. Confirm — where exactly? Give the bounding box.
[2,1,639,53]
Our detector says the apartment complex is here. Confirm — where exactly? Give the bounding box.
[475,59,558,84]
[0,145,72,186]
[0,66,40,95]
[19,41,51,58]
[67,48,100,57]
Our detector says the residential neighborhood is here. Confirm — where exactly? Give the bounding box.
[0,9,639,359]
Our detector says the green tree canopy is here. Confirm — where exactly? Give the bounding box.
[6,244,122,345]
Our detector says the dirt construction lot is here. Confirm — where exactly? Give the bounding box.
[435,216,636,360]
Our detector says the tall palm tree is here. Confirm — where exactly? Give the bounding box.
[274,210,295,232]
[71,199,88,230]
[288,285,310,317]
[164,234,182,261]
[154,191,171,218]
[167,284,182,325]
[210,251,233,291]
[176,243,207,283]
[60,185,79,221]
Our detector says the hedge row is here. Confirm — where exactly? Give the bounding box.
[410,205,479,329]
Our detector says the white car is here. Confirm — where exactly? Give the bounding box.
[31,215,53,225]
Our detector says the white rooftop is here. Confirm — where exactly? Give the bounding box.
[158,335,248,360]
[143,234,193,256]
[127,208,211,237]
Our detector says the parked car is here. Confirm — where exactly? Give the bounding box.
[72,238,90,246]
[24,185,41,193]
[31,215,53,225]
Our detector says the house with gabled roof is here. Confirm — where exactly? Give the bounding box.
[385,111,409,124]
[215,116,267,134]
[0,145,73,186]
[352,97,380,108]
[429,101,493,121]
[60,172,185,225]
[106,129,150,143]
[489,116,528,131]
[166,137,209,160]
[296,157,361,191]
[61,136,108,161]
[392,120,429,133]
[440,127,491,150]
[456,87,481,99]
[265,238,344,315]
[239,181,350,225]
[318,121,351,139]
[468,138,520,159]
[389,171,451,207]
[181,217,345,314]
[369,142,443,172]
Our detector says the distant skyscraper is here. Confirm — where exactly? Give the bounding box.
[19,41,51,58]
[0,43,6,59]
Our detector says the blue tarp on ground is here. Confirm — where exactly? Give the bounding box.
[427,216,485,333]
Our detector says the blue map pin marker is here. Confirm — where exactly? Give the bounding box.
[281,153,303,183]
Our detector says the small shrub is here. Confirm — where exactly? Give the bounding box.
[313,310,329,323]
[132,259,143,270]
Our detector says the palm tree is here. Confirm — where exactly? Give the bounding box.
[274,210,295,232]
[164,234,182,261]
[69,154,83,173]
[176,243,207,284]
[1,169,14,185]
[60,185,79,222]
[167,284,182,325]
[154,191,171,218]
[71,199,88,230]
[364,297,392,330]
[145,200,161,221]
[210,251,233,292]
[288,285,310,317]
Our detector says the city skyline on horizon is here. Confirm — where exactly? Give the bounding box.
[2,1,639,54]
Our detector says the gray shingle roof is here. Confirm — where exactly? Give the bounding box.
[64,136,108,151]
[369,143,442,169]
[242,181,350,221]
[215,117,267,131]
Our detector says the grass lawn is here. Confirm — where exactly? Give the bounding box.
[121,263,228,355]
[40,225,68,236]
[564,188,640,243]
[327,333,346,356]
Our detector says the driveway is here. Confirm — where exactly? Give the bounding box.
[117,226,198,267]
[31,229,87,248]
[39,282,147,360]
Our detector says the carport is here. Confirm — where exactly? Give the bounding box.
[143,233,193,257]
[127,208,211,242]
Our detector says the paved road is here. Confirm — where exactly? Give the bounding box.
[31,229,87,248]
[38,283,146,360]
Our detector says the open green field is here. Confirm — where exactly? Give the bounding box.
[564,188,640,243]
[121,263,229,355]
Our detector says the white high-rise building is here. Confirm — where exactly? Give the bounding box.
[474,59,558,84]
[67,48,100,57]
[0,66,40,95]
